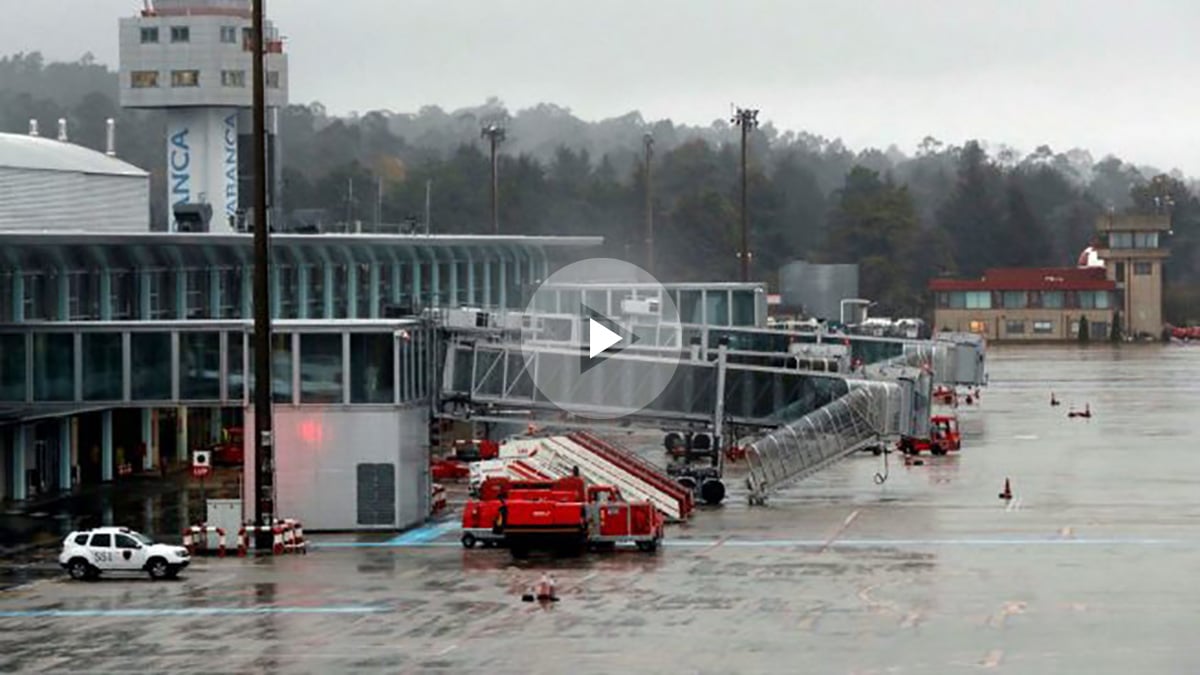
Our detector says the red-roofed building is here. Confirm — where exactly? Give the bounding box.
[929,267,1117,341]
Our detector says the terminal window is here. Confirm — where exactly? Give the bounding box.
[170,26,189,43]
[171,70,200,87]
[131,70,159,88]
[1005,320,1026,335]
[266,70,280,89]
[220,26,238,43]
[1033,321,1054,334]
[221,70,246,87]
[139,27,158,43]
[1134,262,1153,276]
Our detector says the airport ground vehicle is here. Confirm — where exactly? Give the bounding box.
[59,527,190,581]
[460,476,664,556]
[210,427,244,466]
[896,414,961,456]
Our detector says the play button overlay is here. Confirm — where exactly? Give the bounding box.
[588,318,622,358]
[520,258,682,420]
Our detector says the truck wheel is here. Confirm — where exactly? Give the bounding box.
[637,540,659,553]
[67,558,94,581]
[146,557,170,581]
[461,533,478,549]
[931,447,947,456]
[510,544,530,559]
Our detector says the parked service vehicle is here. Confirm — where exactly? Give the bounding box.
[59,527,190,581]
[896,414,962,456]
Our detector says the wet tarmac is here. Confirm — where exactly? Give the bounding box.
[2,344,1199,673]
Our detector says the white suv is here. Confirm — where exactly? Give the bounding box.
[59,527,191,581]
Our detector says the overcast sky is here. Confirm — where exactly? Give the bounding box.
[4,0,1200,173]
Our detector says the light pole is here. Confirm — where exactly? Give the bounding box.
[643,133,654,275]
[250,0,275,550]
[481,124,506,234]
[731,107,759,282]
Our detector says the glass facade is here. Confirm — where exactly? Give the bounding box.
[351,333,394,403]
[300,333,343,403]
[33,333,74,401]
[180,332,221,400]
[82,333,122,400]
[0,332,25,401]
[131,332,171,400]
[0,241,551,324]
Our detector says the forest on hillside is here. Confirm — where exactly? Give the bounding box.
[2,52,1198,321]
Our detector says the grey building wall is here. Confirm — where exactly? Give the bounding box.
[243,406,430,531]
[0,168,150,232]
[119,14,288,109]
[779,261,859,321]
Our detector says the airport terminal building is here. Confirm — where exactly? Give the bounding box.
[0,131,599,529]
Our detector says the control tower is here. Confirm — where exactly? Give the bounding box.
[118,0,288,232]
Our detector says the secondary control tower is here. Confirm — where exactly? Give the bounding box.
[119,0,288,232]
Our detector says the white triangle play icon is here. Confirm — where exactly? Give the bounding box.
[588,318,624,359]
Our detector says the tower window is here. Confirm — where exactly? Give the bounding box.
[171,70,200,87]
[266,71,280,89]
[140,27,159,43]
[220,26,239,43]
[131,70,159,88]
[221,70,246,87]
[170,26,190,43]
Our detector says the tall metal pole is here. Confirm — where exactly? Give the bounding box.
[481,124,505,234]
[731,107,759,282]
[643,133,655,275]
[250,0,275,550]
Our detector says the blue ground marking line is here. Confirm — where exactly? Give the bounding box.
[0,606,389,619]
[386,519,459,545]
[311,536,1190,550]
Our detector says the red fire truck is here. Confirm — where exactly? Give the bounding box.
[460,476,664,557]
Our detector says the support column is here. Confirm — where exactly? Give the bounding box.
[209,268,222,319]
[99,270,113,321]
[142,408,157,472]
[139,270,153,319]
[482,261,492,309]
[241,266,252,319]
[297,266,310,319]
[176,406,188,463]
[369,264,381,318]
[58,271,70,321]
[12,273,24,322]
[430,259,440,308]
[497,259,507,310]
[12,425,27,500]
[210,409,222,439]
[411,262,422,310]
[347,264,359,319]
[101,410,113,482]
[391,263,402,304]
[447,261,458,307]
[58,417,71,491]
[323,264,335,319]
[467,260,477,305]
[269,267,281,319]
[176,269,188,319]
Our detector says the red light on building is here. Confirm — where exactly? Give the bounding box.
[299,420,323,444]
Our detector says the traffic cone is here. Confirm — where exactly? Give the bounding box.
[998,478,1012,500]
[535,573,558,602]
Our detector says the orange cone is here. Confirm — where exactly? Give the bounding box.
[998,478,1012,500]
